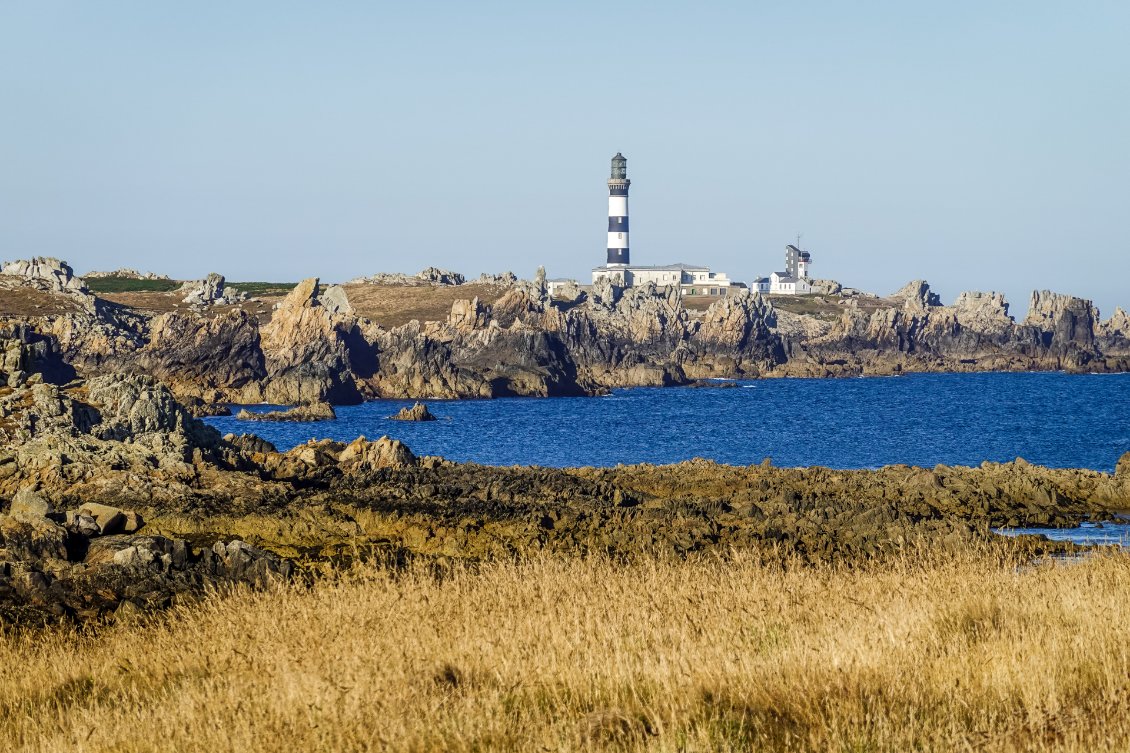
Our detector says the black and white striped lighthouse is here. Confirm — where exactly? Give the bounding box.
[606,152,630,266]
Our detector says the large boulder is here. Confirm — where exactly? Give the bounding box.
[319,285,353,316]
[0,257,88,294]
[181,273,246,306]
[337,436,417,471]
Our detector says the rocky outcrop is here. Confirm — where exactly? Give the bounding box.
[8,257,1130,404]
[1023,291,1100,361]
[478,271,518,286]
[180,273,246,306]
[1,257,88,294]
[389,402,437,421]
[85,268,169,280]
[137,309,267,402]
[0,492,292,624]
[256,278,370,404]
[774,282,1115,376]
[349,267,465,286]
[890,280,942,310]
[0,323,75,389]
[236,402,337,422]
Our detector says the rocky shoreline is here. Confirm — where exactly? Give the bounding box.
[2,258,1128,409]
[3,259,1130,624]
[1,343,1128,623]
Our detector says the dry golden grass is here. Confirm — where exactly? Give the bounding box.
[0,287,85,317]
[343,282,510,328]
[3,548,1130,752]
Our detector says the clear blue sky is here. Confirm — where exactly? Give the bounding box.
[2,1,1127,316]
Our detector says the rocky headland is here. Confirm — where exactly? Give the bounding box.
[2,259,1127,409]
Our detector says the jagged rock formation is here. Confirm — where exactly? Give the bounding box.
[478,271,518,286]
[6,256,1130,404]
[180,273,246,306]
[349,267,465,286]
[775,281,1111,376]
[890,280,942,310]
[1,257,88,294]
[0,323,75,389]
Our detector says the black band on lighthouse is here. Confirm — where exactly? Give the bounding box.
[608,185,629,197]
[608,217,629,232]
[607,248,629,264]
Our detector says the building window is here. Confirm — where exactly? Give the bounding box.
[618,233,622,239]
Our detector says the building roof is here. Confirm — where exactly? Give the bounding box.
[774,275,799,284]
[754,277,769,283]
[592,263,709,272]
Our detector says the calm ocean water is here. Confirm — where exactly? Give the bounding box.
[204,372,1130,472]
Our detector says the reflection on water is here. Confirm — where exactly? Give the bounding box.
[995,521,1130,548]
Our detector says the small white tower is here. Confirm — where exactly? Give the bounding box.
[606,152,630,266]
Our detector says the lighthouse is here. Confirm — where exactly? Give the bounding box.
[606,152,630,266]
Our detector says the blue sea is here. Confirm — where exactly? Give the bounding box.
[205,372,1130,472]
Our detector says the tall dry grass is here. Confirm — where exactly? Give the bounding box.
[2,547,1130,752]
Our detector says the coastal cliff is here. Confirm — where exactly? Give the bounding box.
[2,259,1128,404]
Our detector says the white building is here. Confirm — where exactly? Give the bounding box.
[591,153,740,297]
[755,244,813,296]
[593,263,738,296]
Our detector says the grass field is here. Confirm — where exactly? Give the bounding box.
[3,547,1129,752]
[83,277,181,294]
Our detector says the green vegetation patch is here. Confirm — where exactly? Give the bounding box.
[227,282,300,297]
[85,277,180,293]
